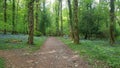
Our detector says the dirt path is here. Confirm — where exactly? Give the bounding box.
[0,37,90,68]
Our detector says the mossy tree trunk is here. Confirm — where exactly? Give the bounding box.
[68,0,74,40]
[35,0,39,31]
[28,0,34,45]
[73,0,79,44]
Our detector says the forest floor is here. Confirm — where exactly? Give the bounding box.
[0,37,90,68]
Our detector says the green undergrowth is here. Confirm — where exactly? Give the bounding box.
[0,34,47,68]
[0,34,47,51]
[27,36,47,52]
[0,58,5,68]
[59,38,120,68]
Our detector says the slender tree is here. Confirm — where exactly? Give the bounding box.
[42,0,46,35]
[73,0,79,44]
[12,0,16,34]
[68,0,74,39]
[28,0,35,44]
[109,0,115,45]
[3,0,7,34]
[35,0,39,31]
[55,0,60,36]
[16,0,19,31]
[60,0,63,36]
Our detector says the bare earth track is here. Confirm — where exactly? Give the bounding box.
[0,37,90,68]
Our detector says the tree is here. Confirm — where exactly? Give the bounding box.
[39,0,51,36]
[12,0,16,34]
[59,0,63,36]
[54,0,60,36]
[28,0,35,45]
[16,0,19,33]
[73,0,79,44]
[3,0,7,34]
[68,0,74,39]
[40,0,46,35]
[79,0,100,39]
[35,0,39,31]
[109,0,115,45]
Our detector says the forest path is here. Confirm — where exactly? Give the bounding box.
[0,37,89,68]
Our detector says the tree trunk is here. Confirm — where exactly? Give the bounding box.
[109,0,115,45]
[68,0,74,40]
[15,0,19,33]
[60,0,63,36]
[73,0,79,44]
[55,0,60,36]
[43,0,46,36]
[3,0,7,34]
[84,33,88,39]
[28,0,34,45]
[35,0,39,31]
[12,0,16,34]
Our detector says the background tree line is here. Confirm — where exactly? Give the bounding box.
[0,0,120,45]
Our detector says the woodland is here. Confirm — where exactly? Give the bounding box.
[0,0,120,68]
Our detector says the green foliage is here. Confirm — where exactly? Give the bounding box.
[78,0,111,39]
[34,31,42,36]
[0,58,5,68]
[0,35,46,51]
[60,38,120,68]
[0,0,119,38]
[0,22,12,31]
[0,0,28,34]
[0,0,120,67]
[0,34,46,68]
[79,9,100,36]
[39,7,52,35]
[30,36,47,51]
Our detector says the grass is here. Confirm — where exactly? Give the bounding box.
[27,36,47,52]
[0,58,5,68]
[0,34,47,68]
[59,37,120,68]
[0,34,47,51]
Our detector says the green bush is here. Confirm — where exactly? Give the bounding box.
[34,31,42,36]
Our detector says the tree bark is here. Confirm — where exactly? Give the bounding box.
[35,0,39,31]
[12,0,16,34]
[43,0,46,35]
[28,0,34,45]
[60,0,63,36]
[15,0,19,33]
[68,0,74,40]
[73,0,79,44]
[109,0,115,45]
[55,0,60,36]
[3,0,7,34]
